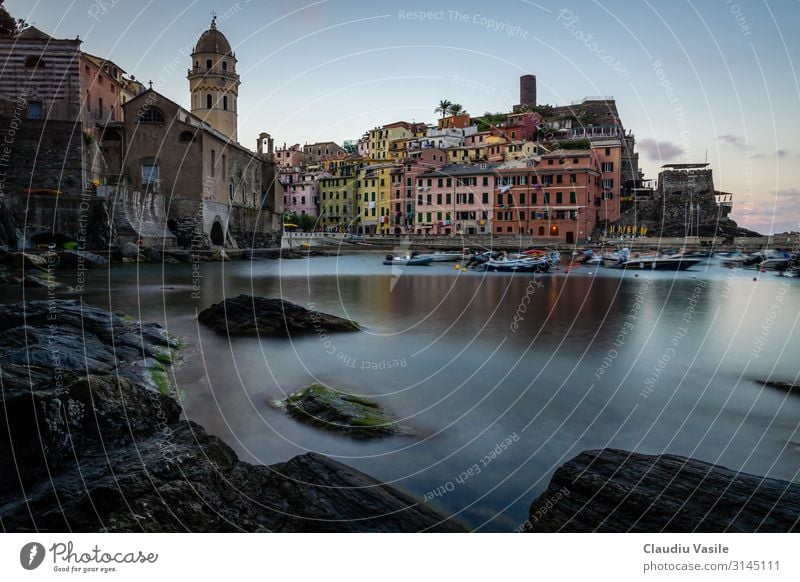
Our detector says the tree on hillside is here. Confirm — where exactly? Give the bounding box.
[435,99,452,118]
[448,103,466,116]
[0,0,26,36]
[476,111,507,131]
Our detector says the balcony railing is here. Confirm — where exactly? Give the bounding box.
[187,67,240,82]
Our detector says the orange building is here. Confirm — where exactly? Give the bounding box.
[493,149,607,243]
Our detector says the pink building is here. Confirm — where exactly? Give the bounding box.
[280,168,320,218]
[389,148,447,234]
[275,143,306,168]
[415,164,496,235]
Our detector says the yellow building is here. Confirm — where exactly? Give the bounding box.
[368,121,426,161]
[319,158,361,231]
[355,162,397,234]
[319,174,356,231]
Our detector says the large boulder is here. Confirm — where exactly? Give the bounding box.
[198,294,360,336]
[119,241,140,258]
[0,300,179,392]
[275,384,415,439]
[524,449,800,532]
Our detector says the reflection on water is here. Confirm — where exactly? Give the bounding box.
[9,255,800,531]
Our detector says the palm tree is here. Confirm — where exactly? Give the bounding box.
[448,103,466,116]
[435,99,452,118]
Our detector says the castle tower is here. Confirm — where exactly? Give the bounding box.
[520,74,536,109]
[188,16,239,141]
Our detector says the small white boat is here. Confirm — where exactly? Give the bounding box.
[382,253,433,266]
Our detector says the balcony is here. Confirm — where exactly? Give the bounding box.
[187,67,240,82]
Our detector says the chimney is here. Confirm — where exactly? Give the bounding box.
[520,74,536,108]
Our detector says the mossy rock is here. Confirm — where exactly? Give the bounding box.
[279,384,414,439]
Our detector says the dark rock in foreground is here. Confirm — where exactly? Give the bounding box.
[0,374,461,532]
[276,384,415,439]
[525,449,800,532]
[198,294,360,336]
[0,300,459,532]
[759,379,800,395]
[0,300,178,393]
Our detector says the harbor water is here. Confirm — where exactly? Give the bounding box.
[10,253,800,531]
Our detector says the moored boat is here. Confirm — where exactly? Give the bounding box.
[609,248,702,271]
[429,251,465,262]
[383,253,433,266]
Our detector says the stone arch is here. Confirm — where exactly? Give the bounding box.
[550,225,559,237]
[210,218,225,246]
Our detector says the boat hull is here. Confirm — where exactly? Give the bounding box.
[484,259,550,273]
[618,258,703,271]
[383,257,433,266]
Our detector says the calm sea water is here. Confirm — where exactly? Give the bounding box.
[9,254,800,531]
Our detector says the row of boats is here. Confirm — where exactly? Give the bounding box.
[383,247,799,276]
[383,249,561,273]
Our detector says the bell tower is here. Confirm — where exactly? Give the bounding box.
[188,16,239,141]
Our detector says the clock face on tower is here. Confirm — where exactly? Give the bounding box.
[187,16,240,142]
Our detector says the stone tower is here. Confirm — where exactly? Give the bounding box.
[520,74,536,109]
[188,16,240,141]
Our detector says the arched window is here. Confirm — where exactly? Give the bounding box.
[206,59,212,69]
[137,107,165,123]
[179,131,194,143]
[537,226,545,236]
[223,96,228,110]
[221,61,227,71]
[194,61,198,68]
[24,56,45,69]
[206,94,212,109]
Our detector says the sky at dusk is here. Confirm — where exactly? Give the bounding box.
[8,0,799,233]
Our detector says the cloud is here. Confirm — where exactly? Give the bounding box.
[733,188,800,234]
[716,134,752,150]
[638,138,683,161]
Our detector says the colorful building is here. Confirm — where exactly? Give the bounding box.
[367,121,427,161]
[388,148,447,234]
[319,158,360,231]
[355,162,396,234]
[415,164,496,235]
[275,143,306,168]
[279,167,320,218]
[493,149,606,243]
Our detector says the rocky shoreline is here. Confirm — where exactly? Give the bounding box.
[0,300,461,532]
[524,449,800,532]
